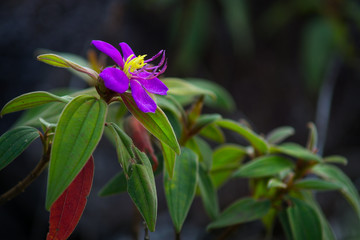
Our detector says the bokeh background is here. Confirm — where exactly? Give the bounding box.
[1,0,360,239]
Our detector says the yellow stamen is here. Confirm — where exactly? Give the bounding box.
[123,54,147,78]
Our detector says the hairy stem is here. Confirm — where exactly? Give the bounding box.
[0,147,50,205]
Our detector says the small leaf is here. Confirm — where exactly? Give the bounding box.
[323,155,347,165]
[233,155,294,178]
[216,119,268,155]
[187,78,236,111]
[306,122,318,151]
[37,54,98,81]
[98,171,127,197]
[120,93,180,155]
[127,148,157,232]
[192,114,222,134]
[164,147,198,233]
[294,179,340,191]
[266,126,295,144]
[270,143,322,162]
[312,164,360,219]
[47,157,94,240]
[161,142,176,178]
[163,78,216,99]
[199,123,225,143]
[198,165,219,219]
[211,144,246,188]
[279,198,322,240]
[267,178,287,189]
[207,198,271,230]
[1,91,71,117]
[46,96,107,210]
[0,126,40,171]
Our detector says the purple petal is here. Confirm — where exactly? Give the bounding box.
[130,80,157,113]
[137,77,168,95]
[119,42,135,61]
[92,40,124,68]
[100,68,129,93]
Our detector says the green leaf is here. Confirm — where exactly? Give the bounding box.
[267,178,287,189]
[156,95,185,120]
[46,95,107,210]
[0,126,40,171]
[279,198,322,240]
[312,164,360,219]
[266,126,295,144]
[1,91,71,117]
[187,78,236,111]
[270,143,322,162]
[216,119,268,155]
[211,144,246,188]
[294,179,340,191]
[199,123,225,143]
[233,155,294,178]
[120,93,180,155]
[207,198,271,230]
[185,137,212,171]
[161,141,176,178]
[198,165,219,219]
[323,155,347,165]
[306,122,318,151]
[192,114,222,134]
[163,78,216,99]
[164,147,198,233]
[127,148,157,232]
[37,54,98,81]
[98,171,127,197]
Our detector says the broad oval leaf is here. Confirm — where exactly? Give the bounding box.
[294,179,340,191]
[47,157,94,240]
[216,119,268,155]
[98,171,127,197]
[127,148,157,232]
[233,155,294,178]
[312,164,360,219]
[120,93,180,154]
[164,147,198,233]
[199,123,225,143]
[270,143,322,162]
[198,165,219,220]
[161,142,176,178]
[266,126,295,144]
[0,126,40,171]
[279,198,322,240]
[46,95,107,210]
[163,78,216,99]
[207,198,271,230]
[1,91,70,117]
[37,54,98,81]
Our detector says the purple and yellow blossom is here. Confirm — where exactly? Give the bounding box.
[92,40,168,113]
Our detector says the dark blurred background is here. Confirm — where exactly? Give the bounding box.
[1,0,360,239]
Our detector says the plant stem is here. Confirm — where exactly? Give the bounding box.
[0,147,50,205]
[144,222,150,240]
[175,232,181,240]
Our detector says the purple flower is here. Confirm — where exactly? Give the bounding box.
[92,40,168,113]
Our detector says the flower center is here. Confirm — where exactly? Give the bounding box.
[123,54,147,78]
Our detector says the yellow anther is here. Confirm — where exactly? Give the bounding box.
[123,54,147,78]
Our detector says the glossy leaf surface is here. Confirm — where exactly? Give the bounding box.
[270,143,322,162]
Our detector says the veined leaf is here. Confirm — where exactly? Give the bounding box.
[207,198,271,230]
[1,91,71,117]
[270,143,322,162]
[294,179,340,191]
[47,157,94,240]
[216,119,268,155]
[46,95,107,210]
[37,54,98,81]
[163,78,216,99]
[98,171,127,197]
[198,165,219,219]
[0,126,40,171]
[266,126,295,144]
[161,142,176,178]
[279,198,322,240]
[192,114,222,134]
[312,164,360,219]
[120,93,180,155]
[199,123,225,143]
[164,147,198,233]
[127,148,157,232]
[233,155,294,178]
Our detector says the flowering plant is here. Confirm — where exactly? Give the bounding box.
[0,41,359,240]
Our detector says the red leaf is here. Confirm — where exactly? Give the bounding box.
[47,156,94,240]
[125,116,158,170]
